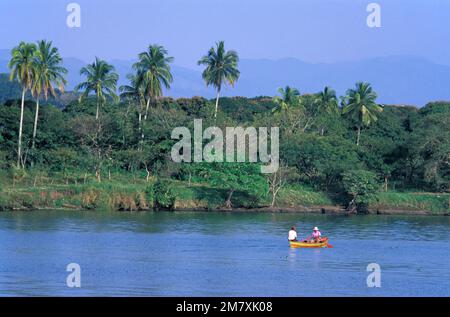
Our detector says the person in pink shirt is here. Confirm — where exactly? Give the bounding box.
[308,226,322,242]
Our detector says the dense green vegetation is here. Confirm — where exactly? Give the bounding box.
[0,40,449,213]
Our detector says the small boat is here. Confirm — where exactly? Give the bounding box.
[289,237,330,248]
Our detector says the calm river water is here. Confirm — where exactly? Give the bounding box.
[0,211,449,296]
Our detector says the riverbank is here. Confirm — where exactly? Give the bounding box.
[1,177,448,215]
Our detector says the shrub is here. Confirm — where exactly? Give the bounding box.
[145,184,155,209]
[152,179,176,211]
[341,169,380,212]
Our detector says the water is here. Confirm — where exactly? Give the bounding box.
[0,210,449,296]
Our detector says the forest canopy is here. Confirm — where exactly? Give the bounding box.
[1,40,449,212]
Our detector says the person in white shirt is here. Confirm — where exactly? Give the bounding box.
[288,226,298,241]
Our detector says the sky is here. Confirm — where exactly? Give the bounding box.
[1,0,450,69]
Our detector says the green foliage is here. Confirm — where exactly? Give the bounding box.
[8,41,37,90]
[198,41,240,91]
[276,184,333,206]
[75,57,119,119]
[145,183,155,209]
[342,82,383,145]
[218,96,275,122]
[32,40,67,99]
[133,44,174,101]
[272,86,300,113]
[152,179,176,210]
[419,101,450,116]
[282,133,360,190]
[204,163,265,193]
[1,42,449,213]
[341,170,380,209]
[0,73,23,102]
[198,41,240,118]
[375,191,450,213]
[185,162,269,207]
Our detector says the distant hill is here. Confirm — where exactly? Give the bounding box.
[0,73,22,101]
[1,48,450,106]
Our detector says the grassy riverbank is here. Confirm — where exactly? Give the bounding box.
[1,172,448,214]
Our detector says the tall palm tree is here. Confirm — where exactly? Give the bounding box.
[133,44,173,120]
[315,86,339,135]
[75,57,119,120]
[31,40,67,149]
[272,86,300,113]
[119,73,146,133]
[8,41,37,167]
[342,82,383,145]
[198,41,240,119]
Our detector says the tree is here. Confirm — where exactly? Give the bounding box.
[282,133,360,190]
[31,40,67,149]
[191,162,267,209]
[272,86,300,113]
[315,86,339,135]
[75,57,119,120]
[407,102,450,191]
[266,164,297,207]
[119,73,146,137]
[198,41,240,119]
[342,82,383,145]
[133,44,173,120]
[341,170,379,213]
[69,113,117,182]
[8,41,37,167]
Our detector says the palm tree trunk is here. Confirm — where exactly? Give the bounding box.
[140,112,145,144]
[356,126,361,146]
[214,89,220,119]
[32,96,40,149]
[138,109,142,132]
[96,98,100,120]
[144,97,150,120]
[140,98,151,146]
[17,88,26,168]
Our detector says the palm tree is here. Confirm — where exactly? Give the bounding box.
[342,82,383,145]
[119,73,146,133]
[133,45,173,120]
[198,41,240,119]
[31,40,67,149]
[315,86,339,135]
[8,41,37,167]
[75,57,119,120]
[316,86,338,114]
[272,86,300,113]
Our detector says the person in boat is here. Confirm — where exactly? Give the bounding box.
[307,226,322,243]
[288,226,298,241]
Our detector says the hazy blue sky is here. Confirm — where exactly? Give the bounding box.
[1,0,449,68]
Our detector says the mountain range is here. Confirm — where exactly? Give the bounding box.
[1,48,449,106]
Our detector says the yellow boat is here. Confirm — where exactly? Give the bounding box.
[289,237,329,248]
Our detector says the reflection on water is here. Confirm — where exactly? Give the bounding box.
[0,211,449,296]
